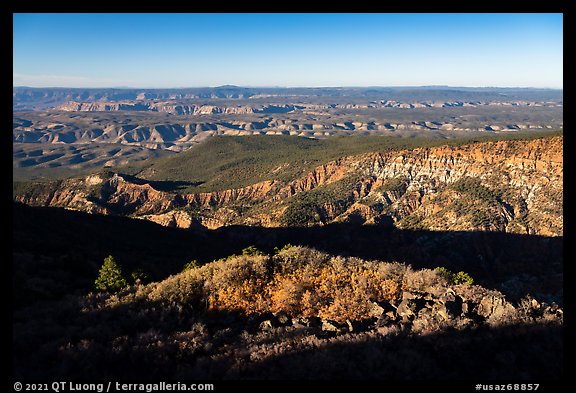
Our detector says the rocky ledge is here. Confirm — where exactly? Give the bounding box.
[255,287,562,337]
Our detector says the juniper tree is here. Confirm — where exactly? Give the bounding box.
[95,255,127,292]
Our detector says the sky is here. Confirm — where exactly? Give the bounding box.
[13,13,563,89]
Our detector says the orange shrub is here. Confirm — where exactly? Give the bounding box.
[209,276,269,314]
[264,254,402,322]
[145,246,406,322]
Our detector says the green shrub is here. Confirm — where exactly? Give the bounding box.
[280,177,358,227]
[280,189,334,226]
[451,177,502,204]
[380,177,408,195]
[435,267,474,285]
[182,260,201,272]
[435,267,452,281]
[274,244,295,254]
[94,255,128,292]
[241,245,267,256]
[452,271,474,285]
[398,214,424,229]
[280,198,323,226]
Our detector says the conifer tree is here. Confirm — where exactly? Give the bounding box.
[95,255,127,292]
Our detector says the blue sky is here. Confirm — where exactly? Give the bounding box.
[13,13,563,88]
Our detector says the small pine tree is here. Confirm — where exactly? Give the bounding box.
[95,255,127,292]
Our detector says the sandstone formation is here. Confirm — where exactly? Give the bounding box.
[13,114,562,154]
[54,99,563,114]
[14,136,563,237]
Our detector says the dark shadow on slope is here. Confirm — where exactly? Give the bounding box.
[147,180,205,192]
[13,203,213,307]
[260,105,294,114]
[13,289,563,380]
[214,223,563,303]
[230,323,563,380]
[115,173,204,192]
[13,203,562,305]
[12,203,563,380]
[12,295,251,380]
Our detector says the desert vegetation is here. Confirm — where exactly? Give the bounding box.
[14,133,563,240]
[280,176,358,226]
[11,94,563,381]
[119,131,562,193]
[94,255,128,291]
[12,10,564,383]
[13,245,562,379]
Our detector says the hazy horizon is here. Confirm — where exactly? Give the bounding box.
[11,84,564,90]
[13,13,562,89]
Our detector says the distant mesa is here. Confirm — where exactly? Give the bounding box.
[13,86,563,112]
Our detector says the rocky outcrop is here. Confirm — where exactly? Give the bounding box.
[185,180,279,207]
[252,286,562,337]
[142,210,194,229]
[14,109,562,153]
[57,102,150,112]
[14,136,563,235]
[55,100,562,114]
[274,160,351,200]
[355,137,563,235]
[14,173,179,216]
[359,136,562,182]
[56,101,298,116]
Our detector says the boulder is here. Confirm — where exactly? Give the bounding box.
[375,313,396,327]
[402,291,419,300]
[432,302,451,322]
[438,289,463,317]
[542,304,563,322]
[396,292,428,322]
[412,307,444,333]
[477,294,517,325]
[396,299,418,322]
[367,301,385,319]
[321,320,340,333]
[292,316,322,328]
[259,320,275,331]
[291,318,307,330]
[273,311,291,326]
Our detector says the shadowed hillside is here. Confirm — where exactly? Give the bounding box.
[13,215,563,380]
[13,301,563,380]
[13,203,562,306]
[12,131,563,383]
